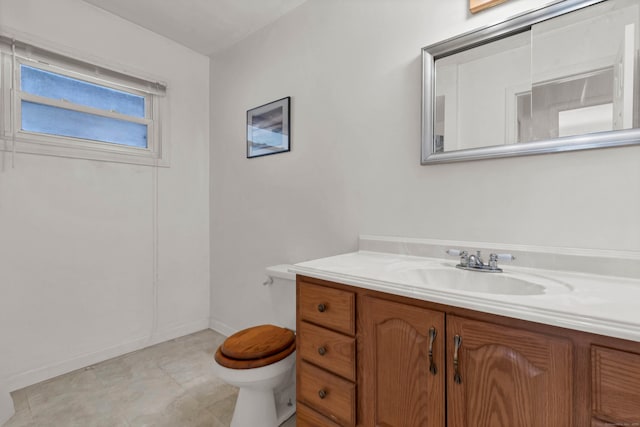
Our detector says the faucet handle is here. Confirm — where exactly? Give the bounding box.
[446,249,469,267]
[488,253,515,270]
[494,253,516,262]
[446,249,469,257]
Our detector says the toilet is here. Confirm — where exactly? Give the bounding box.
[212,265,297,427]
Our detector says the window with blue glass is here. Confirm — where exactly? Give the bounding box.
[1,39,167,165]
[19,65,150,148]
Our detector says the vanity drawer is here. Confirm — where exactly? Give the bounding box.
[592,346,640,424]
[297,403,341,427]
[299,321,356,381]
[299,361,356,426]
[298,281,355,335]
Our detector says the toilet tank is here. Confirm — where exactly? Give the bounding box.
[265,265,297,331]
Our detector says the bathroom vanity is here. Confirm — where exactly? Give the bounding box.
[291,246,640,427]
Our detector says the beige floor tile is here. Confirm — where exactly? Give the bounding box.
[32,412,130,427]
[207,393,236,426]
[91,361,136,389]
[115,348,161,373]
[188,380,238,408]
[2,330,300,427]
[125,392,211,427]
[117,377,186,419]
[25,369,100,415]
[96,361,170,391]
[2,410,34,427]
[28,391,129,427]
[158,349,220,387]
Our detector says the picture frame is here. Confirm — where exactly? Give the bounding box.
[246,97,291,158]
[470,0,508,14]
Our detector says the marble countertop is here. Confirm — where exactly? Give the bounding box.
[290,250,640,343]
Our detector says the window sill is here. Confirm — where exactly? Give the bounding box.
[1,133,170,167]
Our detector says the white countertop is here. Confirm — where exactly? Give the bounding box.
[291,251,640,343]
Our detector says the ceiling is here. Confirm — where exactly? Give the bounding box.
[82,0,308,56]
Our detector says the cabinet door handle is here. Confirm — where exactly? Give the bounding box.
[318,389,327,399]
[317,303,327,313]
[453,335,462,384]
[318,346,327,356]
[428,327,437,375]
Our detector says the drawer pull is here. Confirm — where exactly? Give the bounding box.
[317,303,327,312]
[318,346,327,356]
[318,389,327,399]
[453,335,462,384]
[428,327,437,375]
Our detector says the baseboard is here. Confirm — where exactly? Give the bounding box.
[209,317,236,337]
[148,318,211,346]
[4,317,210,393]
[0,385,13,426]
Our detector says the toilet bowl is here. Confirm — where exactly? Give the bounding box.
[212,265,297,427]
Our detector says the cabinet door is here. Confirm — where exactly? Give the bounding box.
[592,346,640,425]
[360,296,445,427]
[297,403,341,427]
[447,315,573,427]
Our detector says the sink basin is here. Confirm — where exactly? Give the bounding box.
[390,267,572,296]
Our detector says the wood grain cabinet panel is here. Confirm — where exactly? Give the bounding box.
[447,315,573,427]
[297,403,341,427]
[360,296,445,427]
[299,361,356,426]
[590,418,629,427]
[298,321,356,381]
[298,281,355,335]
[296,275,640,426]
[592,346,640,425]
[297,279,358,427]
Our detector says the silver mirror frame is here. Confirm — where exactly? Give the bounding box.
[421,0,640,164]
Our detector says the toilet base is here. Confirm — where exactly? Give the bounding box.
[274,378,296,425]
[230,384,296,427]
[231,388,276,427]
[216,353,296,427]
[276,401,296,426]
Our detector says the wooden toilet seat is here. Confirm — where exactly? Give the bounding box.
[214,324,296,369]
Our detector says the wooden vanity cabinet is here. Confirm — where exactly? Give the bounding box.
[446,315,573,427]
[297,403,341,427]
[359,296,445,427]
[297,280,357,426]
[296,275,640,427]
[591,346,640,426]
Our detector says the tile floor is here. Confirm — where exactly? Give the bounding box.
[3,329,296,427]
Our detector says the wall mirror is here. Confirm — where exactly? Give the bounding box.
[422,0,640,164]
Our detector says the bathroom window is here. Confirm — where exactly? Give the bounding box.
[0,37,168,166]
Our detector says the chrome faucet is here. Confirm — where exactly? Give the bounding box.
[446,249,515,273]
[467,251,484,268]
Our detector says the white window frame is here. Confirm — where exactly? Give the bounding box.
[0,37,169,167]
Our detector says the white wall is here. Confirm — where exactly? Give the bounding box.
[210,0,640,334]
[0,0,210,421]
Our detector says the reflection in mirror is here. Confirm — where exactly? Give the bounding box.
[423,0,640,164]
[530,0,638,139]
[435,32,531,150]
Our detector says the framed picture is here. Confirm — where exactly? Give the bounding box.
[470,0,508,13]
[247,97,291,158]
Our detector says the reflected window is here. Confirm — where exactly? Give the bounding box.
[433,0,639,152]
